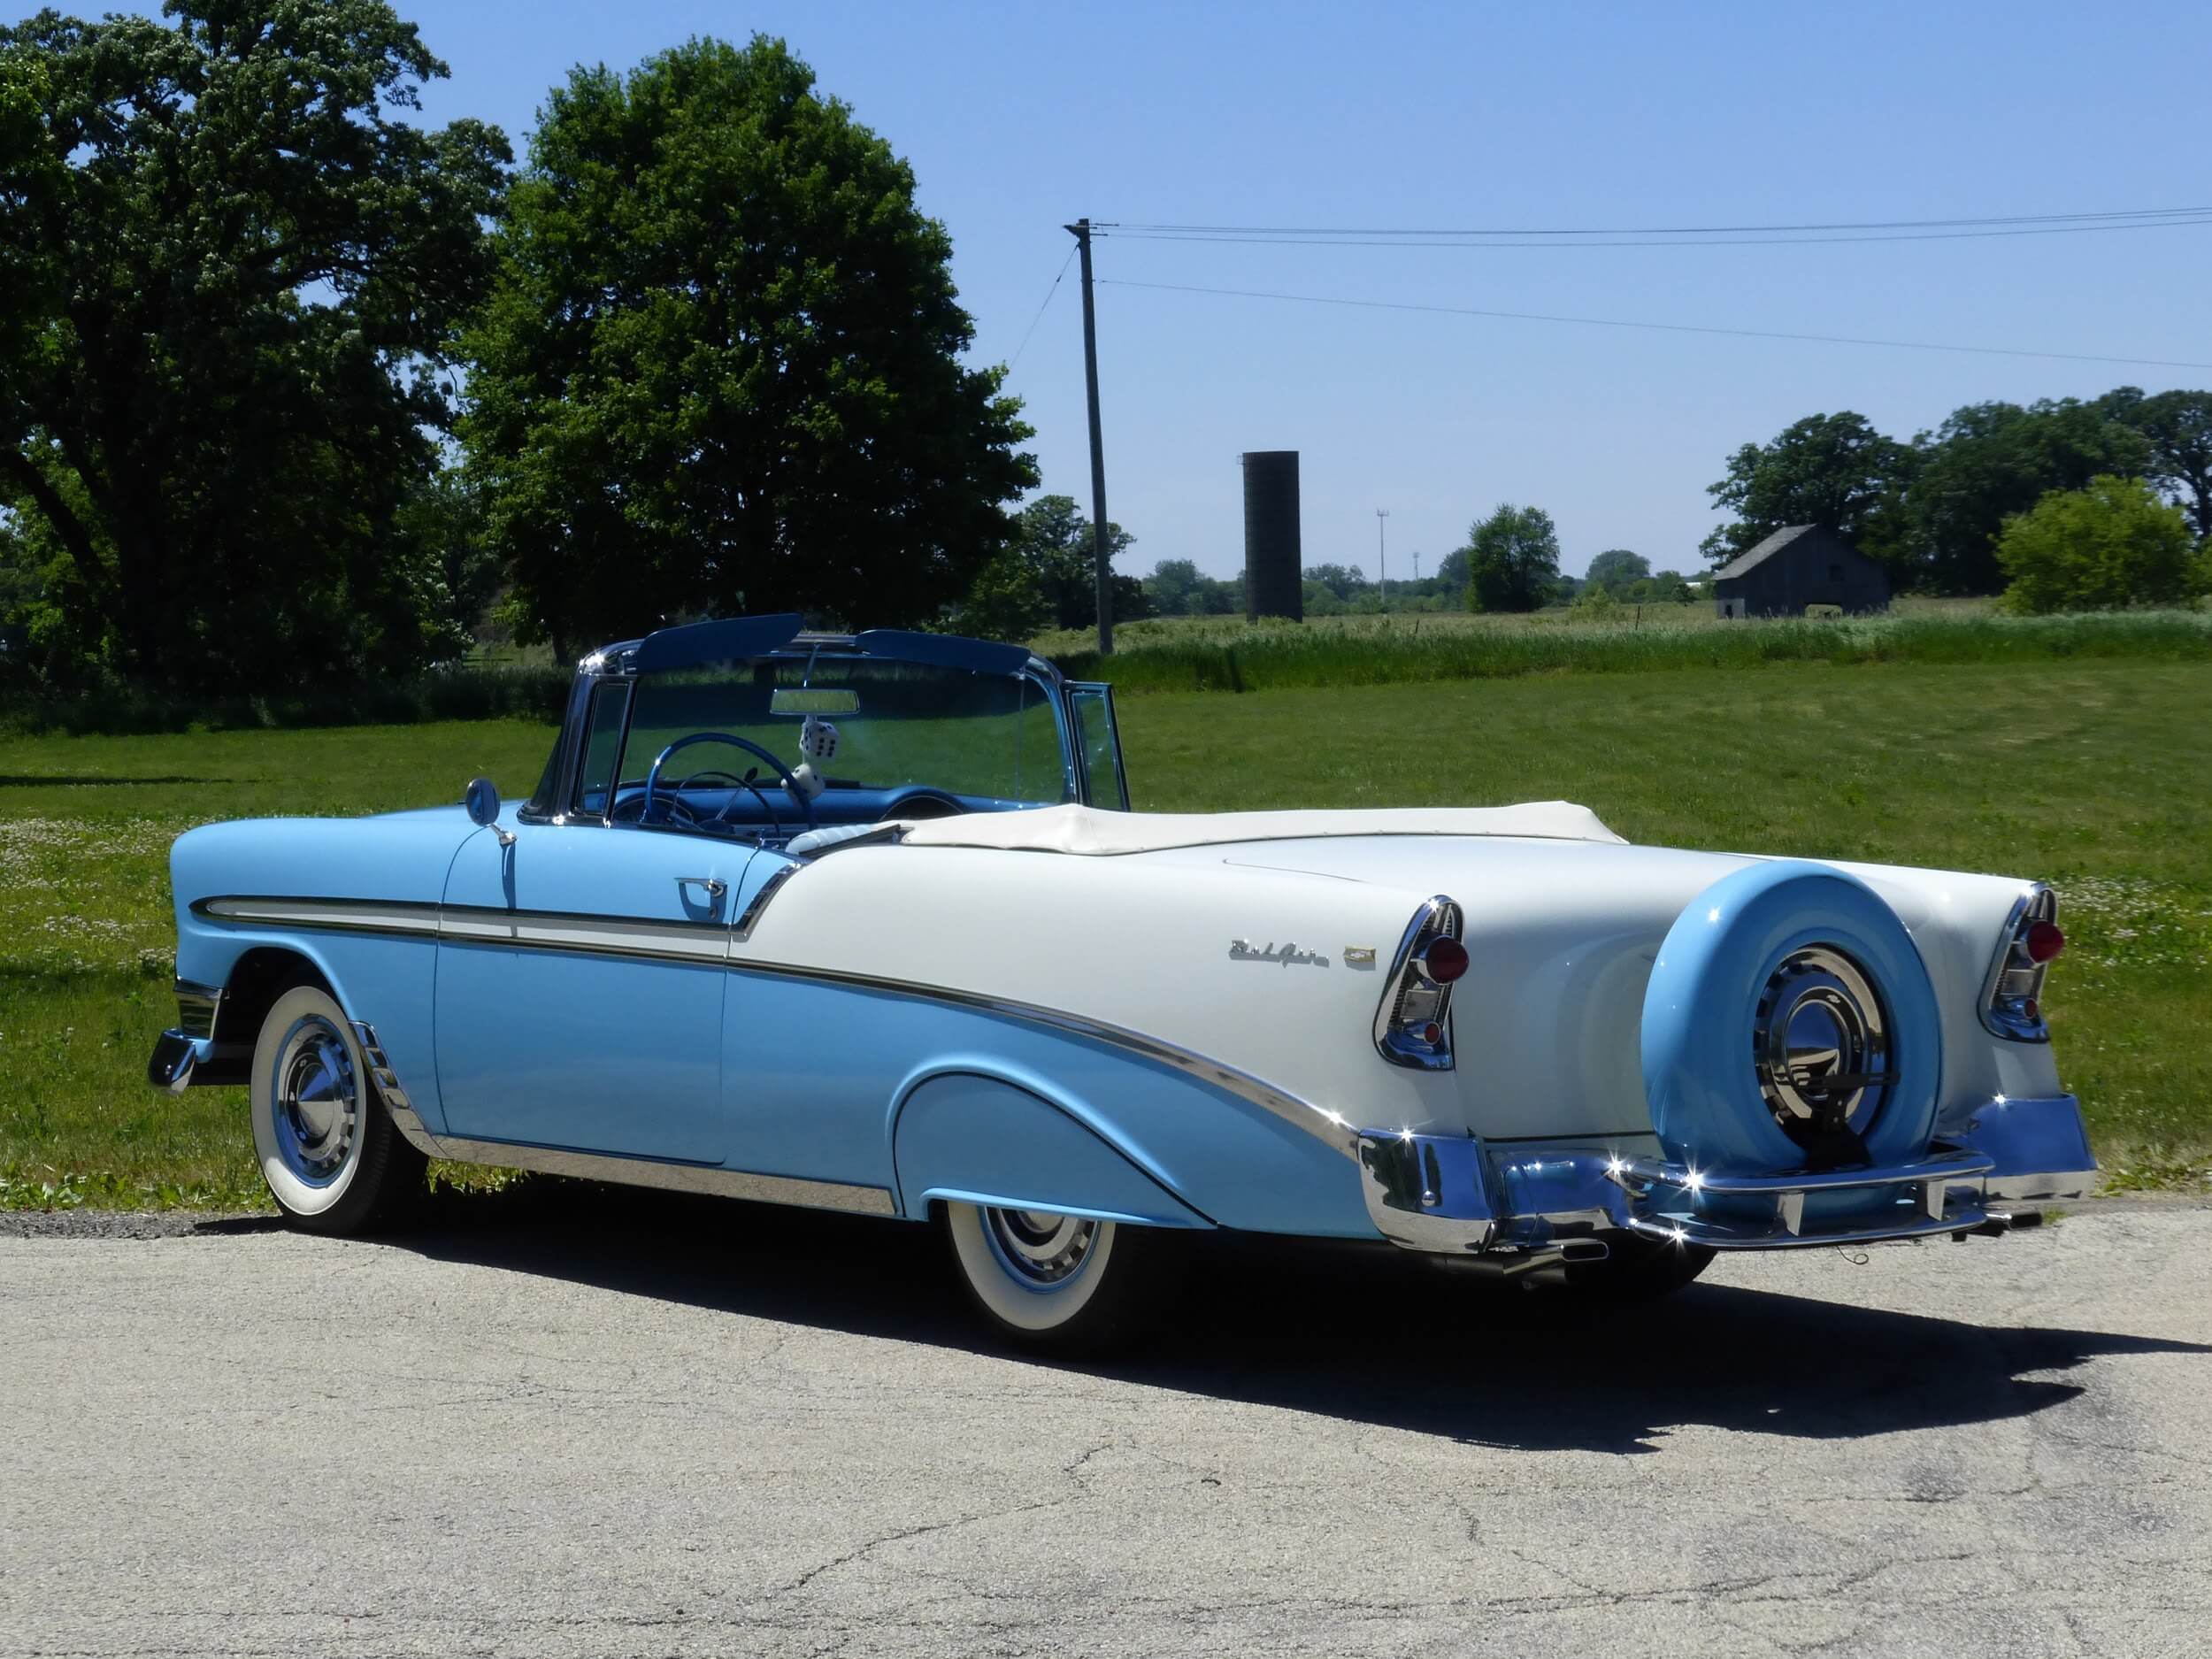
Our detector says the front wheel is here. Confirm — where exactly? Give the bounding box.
[939,1202,1170,1352]
[249,983,423,1233]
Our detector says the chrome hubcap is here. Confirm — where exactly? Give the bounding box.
[1754,947,1889,1151]
[273,1018,358,1182]
[982,1208,1098,1287]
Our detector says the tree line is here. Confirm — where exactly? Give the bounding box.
[1704,396,2210,603]
[2,6,1032,690]
[5,4,2206,695]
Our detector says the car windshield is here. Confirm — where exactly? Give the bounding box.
[573,651,1071,829]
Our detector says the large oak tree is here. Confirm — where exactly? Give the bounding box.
[1462,503,1561,613]
[2100,387,2212,543]
[0,2,510,686]
[1701,411,1916,570]
[1905,399,2151,593]
[461,36,1036,659]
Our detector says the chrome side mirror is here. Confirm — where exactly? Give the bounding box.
[465,777,516,846]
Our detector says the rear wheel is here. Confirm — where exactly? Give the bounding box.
[940,1202,1170,1352]
[249,984,423,1233]
[1563,1232,1717,1302]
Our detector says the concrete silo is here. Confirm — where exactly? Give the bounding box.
[1240,451,1303,622]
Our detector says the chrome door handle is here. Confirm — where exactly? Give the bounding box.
[679,876,726,898]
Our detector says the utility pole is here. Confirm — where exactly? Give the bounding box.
[1375,508,1390,613]
[1065,218,1112,655]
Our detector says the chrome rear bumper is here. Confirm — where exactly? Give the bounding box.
[1359,1093,2095,1258]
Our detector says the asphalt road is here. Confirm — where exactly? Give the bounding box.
[4,1191,2209,1658]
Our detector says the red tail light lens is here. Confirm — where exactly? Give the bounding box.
[1423,937,1470,983]
[1377,896,1464,1069]
[1984,887,2059,1042]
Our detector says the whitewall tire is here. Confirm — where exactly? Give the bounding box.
[940,1202,1166,1350]
[249,984,421,1233]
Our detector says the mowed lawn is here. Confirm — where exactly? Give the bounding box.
[2,659,2205,1207]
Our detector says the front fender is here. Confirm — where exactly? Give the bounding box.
[173,913,447,1130]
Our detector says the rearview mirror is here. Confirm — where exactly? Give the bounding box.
[771,687,861,715]
[465,777,517,847]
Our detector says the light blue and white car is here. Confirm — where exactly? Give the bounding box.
[150,614,2096,1347]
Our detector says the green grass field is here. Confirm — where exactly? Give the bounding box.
[3,660,2206,1208]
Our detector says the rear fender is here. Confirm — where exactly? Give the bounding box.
[889,1061,1212,1228]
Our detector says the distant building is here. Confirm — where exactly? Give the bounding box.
[1241,450,1302,621]
[1710,525,1889,618]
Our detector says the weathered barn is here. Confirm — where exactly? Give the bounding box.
[1711,525,1889,618]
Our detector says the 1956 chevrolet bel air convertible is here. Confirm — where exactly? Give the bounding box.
[149,614,2096,1347]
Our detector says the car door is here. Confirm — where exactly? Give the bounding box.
[435,818,754,1163]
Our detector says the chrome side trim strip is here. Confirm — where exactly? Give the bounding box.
[197,895,728,961]
[200,895,443,936]
[349,1022,896,1217]
[440,905,730,963]
[418,1138,899,1217]
[725,957,1360,1160]
[199,895,1358,1158]
[733,860,802,941]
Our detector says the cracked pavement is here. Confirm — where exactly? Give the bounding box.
[3,1192,2208,1656]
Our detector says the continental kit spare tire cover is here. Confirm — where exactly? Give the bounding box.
[1640,859,1941,1176]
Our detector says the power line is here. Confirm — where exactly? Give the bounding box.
[1004,244,1079,372]
[1106,204,2212,238]
[1101,218,2212,250]
[1093,276,2212,372]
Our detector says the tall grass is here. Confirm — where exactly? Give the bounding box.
[5,606,2207,733]
[1049,609,2212,694]
[0,664,575,737]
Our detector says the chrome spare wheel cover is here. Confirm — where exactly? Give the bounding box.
[982,1208,1098,1288]
[1753,947,1891,1149]
[273,1017,359,1183]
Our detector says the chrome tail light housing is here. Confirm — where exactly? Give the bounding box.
[1374,896,1464,1070]
[1981,885,2060,1042]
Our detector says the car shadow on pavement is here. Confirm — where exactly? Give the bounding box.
[365,1180,2208,1457]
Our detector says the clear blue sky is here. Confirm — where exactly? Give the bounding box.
[176,2,2212,580]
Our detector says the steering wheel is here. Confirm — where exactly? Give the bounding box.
[707,771,786,840]
[642,733,817,833]
[638,766,782,839]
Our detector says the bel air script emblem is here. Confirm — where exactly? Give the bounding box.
[1229,939,1331,968]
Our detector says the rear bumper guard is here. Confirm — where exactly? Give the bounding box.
[1359,1093,2095,1258]
[1603,1148,1995,1248]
